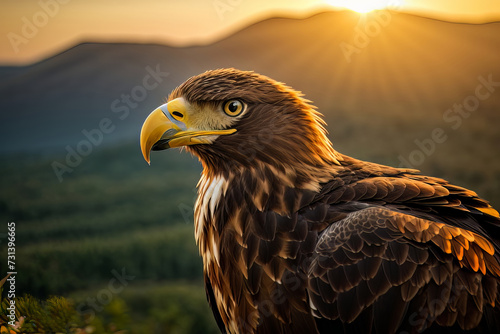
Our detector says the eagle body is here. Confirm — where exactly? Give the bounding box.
[140,68,500,333]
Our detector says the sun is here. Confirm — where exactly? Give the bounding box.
[324,0,400,14]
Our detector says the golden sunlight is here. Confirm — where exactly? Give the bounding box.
[325,0,402,13]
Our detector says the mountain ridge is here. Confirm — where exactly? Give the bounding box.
[2,9,500,69]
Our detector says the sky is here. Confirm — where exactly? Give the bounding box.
[1,0,499,65]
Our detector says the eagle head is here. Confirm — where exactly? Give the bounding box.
[140,68,341,178]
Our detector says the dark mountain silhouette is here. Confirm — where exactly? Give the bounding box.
[0,10,499,192]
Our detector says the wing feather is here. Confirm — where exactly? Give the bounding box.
[307,206,500,333]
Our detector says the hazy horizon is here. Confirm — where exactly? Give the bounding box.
[1,0,499,66]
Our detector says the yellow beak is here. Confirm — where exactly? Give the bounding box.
[140,98,237,164]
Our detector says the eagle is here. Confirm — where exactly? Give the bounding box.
[140,68,500,333]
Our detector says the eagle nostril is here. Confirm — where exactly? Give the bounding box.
[172,111,184,119]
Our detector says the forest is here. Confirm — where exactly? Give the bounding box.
[0,142,220,333]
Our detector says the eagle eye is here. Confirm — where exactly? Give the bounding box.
[223,100,245,117]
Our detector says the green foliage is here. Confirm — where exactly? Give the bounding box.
[0,292,135,333]
[70,282,220,334]
[0,293,82,333]
[0,279,219,334]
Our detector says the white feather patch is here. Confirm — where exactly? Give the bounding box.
[194,174,228,267]
[200,175,227,221]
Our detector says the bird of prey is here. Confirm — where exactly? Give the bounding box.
[140,68,500,334]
